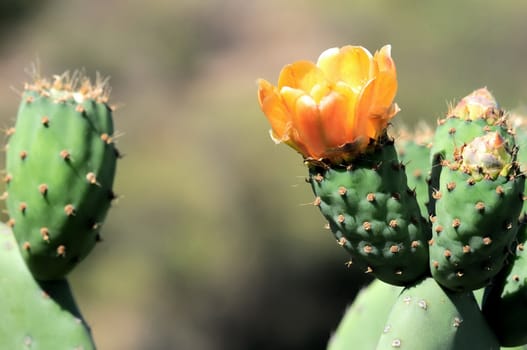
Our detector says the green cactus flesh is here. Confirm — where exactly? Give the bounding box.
[0,221,95,348]
[308,140,431,286]
[376,277,499,350]
[429,158,524,292]
[327,279,402,350]
[5,76,118,280]
[482,218,527,347]
[395,138,432,218]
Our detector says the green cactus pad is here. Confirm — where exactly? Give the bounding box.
[327,279,402,350]
[5,74,118,280]
[376,277,499,350]
[482,218,527,347]
[429,159,524,292]
[0,221,95,348]
[308,140,431,286]
[395,137,432,218]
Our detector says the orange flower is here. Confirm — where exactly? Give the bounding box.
[258,45,399,162]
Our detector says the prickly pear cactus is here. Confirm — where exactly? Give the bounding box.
[429,132,524,291]
[4,72,118,280]
[327,279,402,350]
[376,277,499,350]
[0,221,95,348]
[308,138,431,286]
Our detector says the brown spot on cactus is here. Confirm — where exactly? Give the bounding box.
[389,219,398,228]
[483,237,492,245]
[337,237,347,246]
[432,261,439,268]
[448,127,456,135]
[475,201,485,212]
[457,271,464,277]
[518,243,524,251]
[40,227,50,242]
[444,249,452,258]
[496,185,504,196]
[337,214,345,223]
[19,150,27,160]
[19,202,27,213]
[365,266,373,274]
[64,204,75,216]
[446,182,456,191]
[432,190,442,200]
[7,218,15,227]
[452,218,461,229]
[429,215,437,223]
[56,245,66,257]
[411,240,420,248]
[366,193,376,202]
[363,245,373,254]
[313,197,321,206]
[5,127,15,136]
[466,177,476,185]
[435,225,443,233]
[60,149,70,160]
[513,274,520,282]
[338,187,347,196]
[362,221,372,231]
[75,104,85,113]
[22,241,31,251]
[413,169,422,179]
[4,174,12,184]
[25,96,34,104]
[313,173,324,183]
[389,245,400,253]
[41,116,49,126]
[38,184,48,195]
[463,245,471,254]
[428,239,435,246]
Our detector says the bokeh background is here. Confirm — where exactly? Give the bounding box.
[1,1,527,349]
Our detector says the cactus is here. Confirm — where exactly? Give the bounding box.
[327,279,402,350]
[4,72,118,280]
[377,277,499,349]
[0,221,95,348]
[257,44,527,349]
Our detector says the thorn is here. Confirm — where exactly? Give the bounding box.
[365,266,373,274]
[75,104,85,113]
[366,193,376,202]
[337,214,345,224]
[466,177,476,186]
[338,187,347,196]
[475,202,485,212]
[313,173,324,183]
[26,96,34,104]
[428,238,435,246]
[56,245,66,257]
[363,245,373,254]
[337,237,347,246]
[389,219,398,228]
[496,186,504,196]
[22,241,30,251]
[446,182,456,191]
[40,227,50,242]
[86,172,98,185]
[6,218,15,227]
[344,260,352,268]
[452,218,461,229]
[483,237,492,245]
[432,260,439,268]
[41,116,50,126]
[456,270,464,277]
[444,249,452,258]
[60,149,70,160]
[64,204,76,216]
[512,274,520,282]
[19,202,27,213]
[389,245,400,253]
[39,184,48,195]
[362,221,372,231]
[4,174,12,184]
[313,197,321,206]
[19,150,27,160]
[5,127,15,136]
[463,245,471,254]
[411,240,420,248]
[435,225,443,233]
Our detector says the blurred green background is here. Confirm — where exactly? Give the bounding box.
[1,1,527,349]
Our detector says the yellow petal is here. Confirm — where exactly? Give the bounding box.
[277,61,325,93]
[317,46,373,91]
[291,95,326,158]
[258,79,292,142]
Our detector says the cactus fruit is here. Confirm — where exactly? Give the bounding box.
[327,279,402,350]
[429,132,524,291]
[4,72,118,280]
[376,277,499,350]
[308,137,431,286]
[0,221,95,348]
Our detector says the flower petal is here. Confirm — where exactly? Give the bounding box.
[277,61,325,93]
[317,46,374,91]
[258,79,292,142]
[291,95,326,158]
